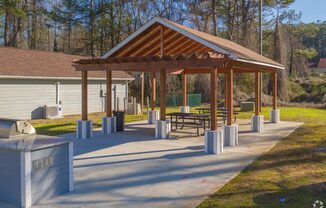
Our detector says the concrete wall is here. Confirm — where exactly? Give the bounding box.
[0,78,129,119]
[0,149,21,205]
[31,144,69,204]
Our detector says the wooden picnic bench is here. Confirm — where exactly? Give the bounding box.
[166,112,210,136]
[195,107,240,123]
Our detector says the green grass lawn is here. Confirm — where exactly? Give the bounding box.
[30,107,181,136]
[198,107,326,208]
[31,106,326,207]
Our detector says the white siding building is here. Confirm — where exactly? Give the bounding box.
[0,47,133,119]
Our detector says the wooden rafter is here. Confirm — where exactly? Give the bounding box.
[146,32,185,56]
[114,25,161,57]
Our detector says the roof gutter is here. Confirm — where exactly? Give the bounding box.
[0,75,135,81]
[237,58,285,70]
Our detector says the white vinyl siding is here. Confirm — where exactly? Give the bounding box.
[0,78,128,119]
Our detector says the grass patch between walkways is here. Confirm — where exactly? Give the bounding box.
[198,107,326,208]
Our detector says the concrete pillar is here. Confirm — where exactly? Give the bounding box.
[102,117,117,134]
[251,115,264,132]
[155,120,171,139]
[223,124,239,146]
[76,120,93,139]
[148,110,160,124]
[270,109,280,123]
[180,106,190,113]
[204,130,224,154]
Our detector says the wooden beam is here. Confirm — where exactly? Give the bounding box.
[227,69,234,125]
[211,68,217,130]
[255,72,261,116]
[182,68,257,74]
[151,72,156,110]
[75,58,225,72]
[81,71,88,120]
[182,74,187,106]
[160,68,166,120]
[272,72,277,110]
[106,69,112,117]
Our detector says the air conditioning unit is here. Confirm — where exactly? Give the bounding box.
[44,105,63,119]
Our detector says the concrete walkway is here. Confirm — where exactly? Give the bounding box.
[2,120,302,208]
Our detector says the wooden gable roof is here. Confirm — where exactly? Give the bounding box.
[102,17,284,70]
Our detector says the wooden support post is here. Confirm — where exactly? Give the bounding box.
[160,69,166,120]
[151,72,156,110]
[272,72,277,110]
[255,72,261,116]
[106,69,112,117]
[224,73,228,108]
[141,72,144,112]
[159,24,166,120]
[211,68,217,130]
[182,73,187,106]
[227,69,234,126]
[81,71,88,120]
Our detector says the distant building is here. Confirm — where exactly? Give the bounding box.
[0,47,134,119]
[309,58,326,74]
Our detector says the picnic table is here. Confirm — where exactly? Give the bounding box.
[166,112,210,136]
[195,107,240,123]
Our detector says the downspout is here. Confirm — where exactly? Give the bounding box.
[55,82,60,105]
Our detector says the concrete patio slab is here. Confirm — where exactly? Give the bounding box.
[0,120,302,208]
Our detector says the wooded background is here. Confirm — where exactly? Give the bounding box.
[1,0,326,105]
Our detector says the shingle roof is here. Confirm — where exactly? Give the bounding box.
[0,47,133,80]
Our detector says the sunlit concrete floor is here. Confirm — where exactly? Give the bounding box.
[1,119,303,208]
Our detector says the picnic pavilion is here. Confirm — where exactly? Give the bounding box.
[72,17,284,153]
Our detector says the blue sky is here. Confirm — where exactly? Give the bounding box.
[289,0,326,23]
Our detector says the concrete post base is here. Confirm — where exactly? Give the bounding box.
[204,129,224,154]
[270,109,280,123]
[180,106,190,113]
[251,115,264,132]
[223,125,239,146]
[102,117,117,134]
[148,110,160,124]
[76,120,93,139]
[155,120,171,139]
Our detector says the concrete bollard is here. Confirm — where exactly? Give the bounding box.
[180,106,190,113]
[270,109,280,123]
[204,129,224,154]
[148,110,160,124]
[251,115,264,132]
[76,120,93,139]
[155,120,171,139]
[223,124,239,146]
[102,117,117,134]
